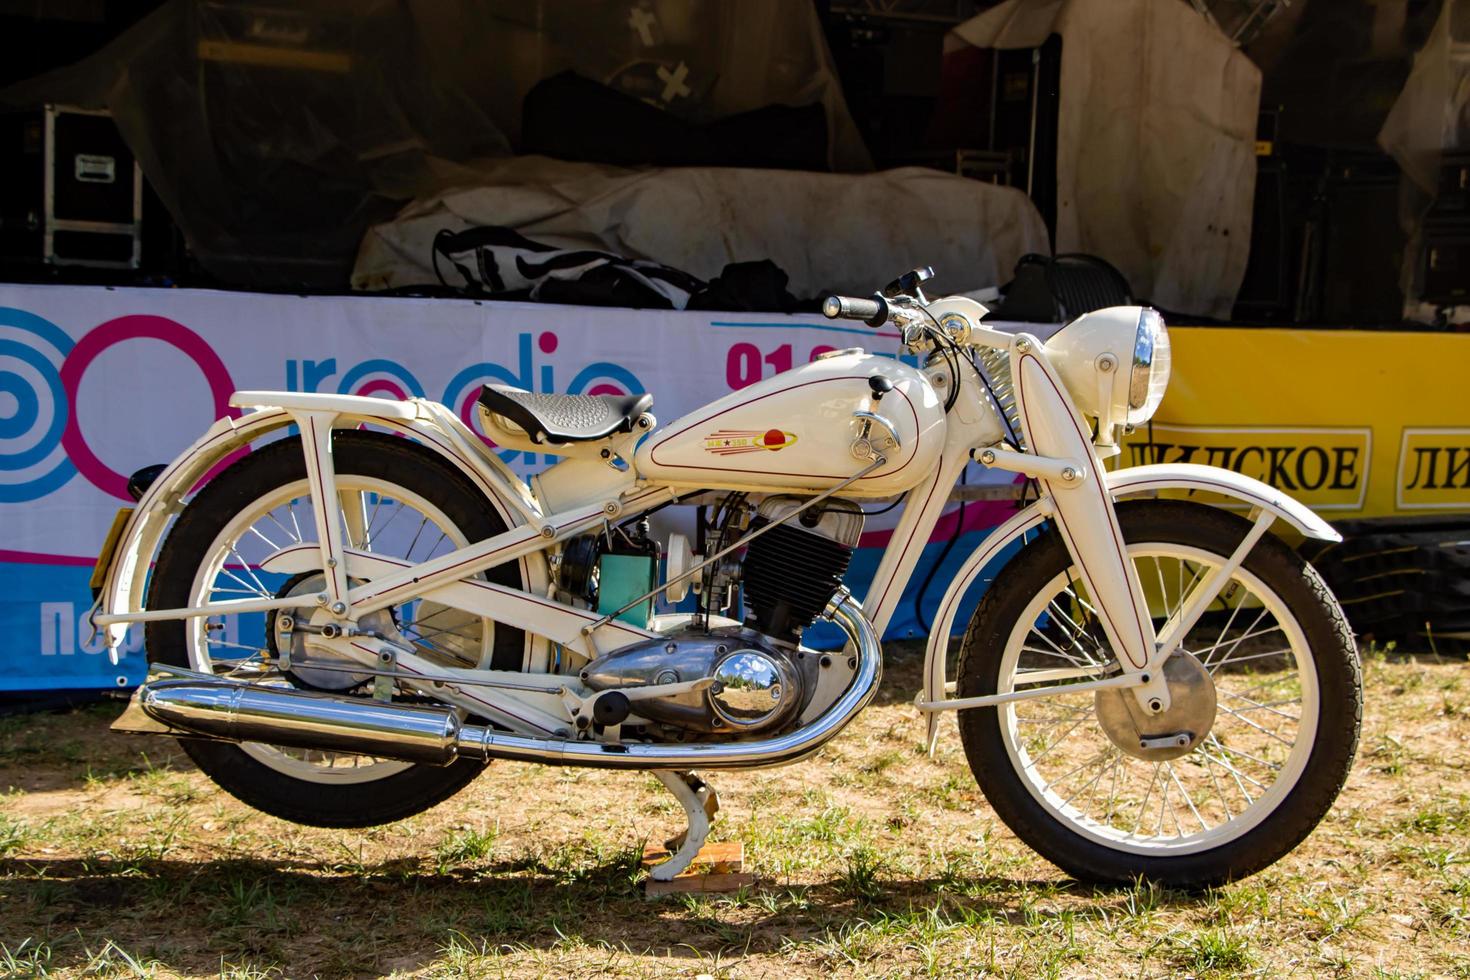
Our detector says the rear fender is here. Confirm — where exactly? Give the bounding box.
[90,392,548,661]
[918,463,1340,748]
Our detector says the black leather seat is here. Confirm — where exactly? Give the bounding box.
[477,385,653,445]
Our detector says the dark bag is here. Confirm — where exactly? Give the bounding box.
[431,226,703,309]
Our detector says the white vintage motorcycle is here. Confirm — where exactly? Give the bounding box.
[95,268,1360,886]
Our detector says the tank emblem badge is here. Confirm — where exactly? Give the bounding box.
[703,428,798,455]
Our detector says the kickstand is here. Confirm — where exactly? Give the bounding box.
[649,770,720,882]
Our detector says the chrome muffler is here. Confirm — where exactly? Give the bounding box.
[114,593,881,771]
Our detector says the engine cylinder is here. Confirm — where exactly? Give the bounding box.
[742,497,863,644]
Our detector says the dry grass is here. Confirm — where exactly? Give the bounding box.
[0,642,1466,979]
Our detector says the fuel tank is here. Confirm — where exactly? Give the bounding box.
[634,350,946,496]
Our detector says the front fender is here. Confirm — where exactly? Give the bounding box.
[1104,462,1341,543]
[90,392,547,661]
[918,462,1340,749]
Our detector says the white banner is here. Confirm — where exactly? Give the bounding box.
[0,285,1012,691]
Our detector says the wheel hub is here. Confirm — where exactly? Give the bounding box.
[266,571,394,692]
[1094,651,1216,761]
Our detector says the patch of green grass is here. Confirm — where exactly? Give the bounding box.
[435,930,522,975]
[218,960,284,980]
[79,937,161,978]
[0,814,32,857]
[478,879,536,935]
[434,822,498,874]
[1361,639,1399,663]
[0,937,53,979]
[836,844,888,904]
[1202,883,1271,927]
[858,747,908,776]
[1423,891,1470,934]
[1172,927,1256,974]
[1288,885,1374,941]
[206,875,286,939]
[1403,796,1470,835]
[1369,732,1409,776]
[738,802,872,883]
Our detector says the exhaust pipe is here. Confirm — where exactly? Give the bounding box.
[115,593,881,771]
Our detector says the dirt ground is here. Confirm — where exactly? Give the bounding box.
[1,642,1467,979]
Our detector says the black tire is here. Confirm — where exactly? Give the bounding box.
[956,500,1362,887]
[147,430,524,828]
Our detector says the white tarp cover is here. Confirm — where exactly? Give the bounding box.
[351,156,1051,299]
[949,0,1262,318]
[1378,0,1470,195]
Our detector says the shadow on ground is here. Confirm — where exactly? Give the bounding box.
[0,850,1209,975]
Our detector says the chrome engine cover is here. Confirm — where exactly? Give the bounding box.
[580,627,803,735]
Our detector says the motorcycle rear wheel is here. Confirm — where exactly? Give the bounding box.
[146,431,525,827]
[955,500,1361,887]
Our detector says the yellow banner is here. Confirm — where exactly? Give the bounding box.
[1124,327,1470,519]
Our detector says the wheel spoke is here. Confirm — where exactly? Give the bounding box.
[1021,713,1090,769]
[1201,747,1235,819]
[1201,737,1283,773]
[227,545,274,597]
[1052,748,1118,811]
[216,564,270,599]
[1132,762,1164,838]
[245,525,279,551]
[363,493,386,550]
[1202,607,1272,670]
[1152,555,1169,622]
[263,507,302,545]
[1208,646,1294,673]
[1044,594,1106,665]
[1022,636,1095,670]
[1201,735,1271,790]
[405,515,430,558]
[1218,689,1301,723]
[1166,761,1211,832]
[286,497,304,542]
[1215,703,1297,747]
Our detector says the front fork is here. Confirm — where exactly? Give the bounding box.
[1001,339,1274,717]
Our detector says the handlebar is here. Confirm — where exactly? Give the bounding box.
[821,292,890,328]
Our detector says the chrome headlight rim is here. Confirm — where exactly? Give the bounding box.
[1126,308,1170,426]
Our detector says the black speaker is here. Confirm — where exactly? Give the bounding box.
[0,105,141,270]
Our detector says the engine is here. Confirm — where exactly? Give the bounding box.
[567,495,864,739]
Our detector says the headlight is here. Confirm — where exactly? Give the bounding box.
[1127,308,1170,425]
[1041,306,1171,443]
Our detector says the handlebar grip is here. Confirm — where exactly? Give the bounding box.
[821,293,890,328]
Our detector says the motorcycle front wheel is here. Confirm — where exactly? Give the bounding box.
[956,500,1361,887]
[146,430,525,827]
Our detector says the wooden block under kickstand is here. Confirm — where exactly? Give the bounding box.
[642,840,756,896]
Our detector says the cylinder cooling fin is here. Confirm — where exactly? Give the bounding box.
[742,497,863,644]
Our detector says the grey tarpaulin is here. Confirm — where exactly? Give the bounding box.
[0,0,869,288]
[350,155,1051,299]
[949,0,1262,318]
[1378,0,1470,196]
[1377,0,1469,309]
